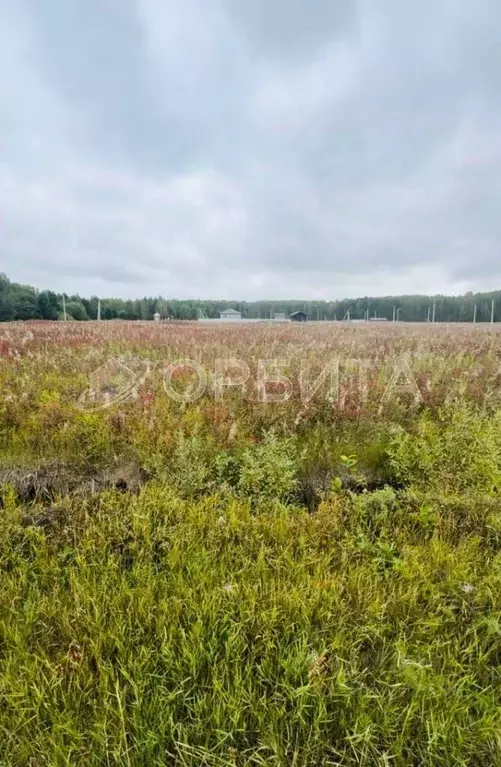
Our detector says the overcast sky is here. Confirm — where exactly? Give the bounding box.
[1,0,501,300]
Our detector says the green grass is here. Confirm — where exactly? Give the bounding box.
[1,483,500,766]
[2,322,501,764]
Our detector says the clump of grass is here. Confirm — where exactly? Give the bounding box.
[388,402,501,494]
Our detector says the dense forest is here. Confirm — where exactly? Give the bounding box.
[1,272,500,322]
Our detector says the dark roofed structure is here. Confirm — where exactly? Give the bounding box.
[290,311,308,322]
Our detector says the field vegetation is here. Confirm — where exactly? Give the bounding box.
[1,320,501,766]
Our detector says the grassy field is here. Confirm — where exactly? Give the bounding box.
[1,320,501,766]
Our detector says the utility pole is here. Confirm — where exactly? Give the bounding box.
[432,302,436,323]
[473,305,477,324]
[491,300,495,325]
[97,299,101,321]
[62,294,67,322]
[427,306,431,323]
[392,306,396,323]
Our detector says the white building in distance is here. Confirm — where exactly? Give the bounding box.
[220,308,242,320]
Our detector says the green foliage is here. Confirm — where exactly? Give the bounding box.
[156,431,301,504]
[388,403,501,494]
[350,486,399,540]
[169,432,214,497]
[37,290,60,320]
[2,271,501,321]
[65,300,89,321]
[1,317,501,765]
[237,431,300,502]
[0,485,500,765]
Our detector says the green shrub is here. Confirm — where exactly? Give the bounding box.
[168,432,214,497]
[388,403,501,494]
[237,431,300,502]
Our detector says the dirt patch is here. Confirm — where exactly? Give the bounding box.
[21,505,65,530]
[101,462,146,494]
[0,460,148,505]
[298,465,402,510]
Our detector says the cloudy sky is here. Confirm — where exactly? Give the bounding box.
[1,0,501,300]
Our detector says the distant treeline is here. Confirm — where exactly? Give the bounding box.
[0,273,500,323]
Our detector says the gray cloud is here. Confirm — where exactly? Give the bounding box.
[221,0,357,61]
[1,0,501,300]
